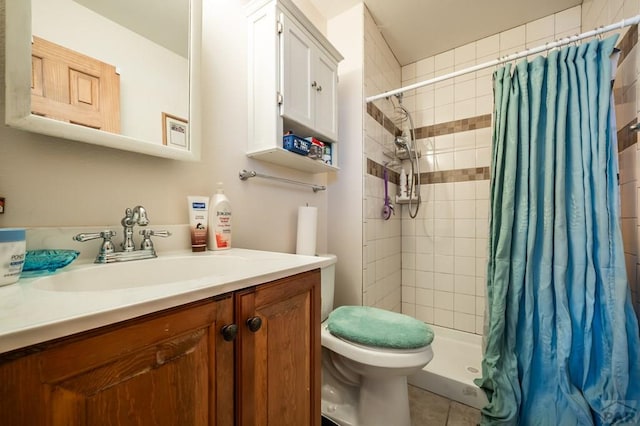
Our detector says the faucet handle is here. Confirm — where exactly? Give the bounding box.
[73,230,116,258]
[139,229,172,250]
[73,230,116,242]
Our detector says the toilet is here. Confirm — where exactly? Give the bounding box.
[320,255,434,426]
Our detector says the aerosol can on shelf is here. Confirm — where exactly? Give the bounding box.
[208,182,232,250]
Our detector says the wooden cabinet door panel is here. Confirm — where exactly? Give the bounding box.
[0,296,234,426]
[236,270,321,426]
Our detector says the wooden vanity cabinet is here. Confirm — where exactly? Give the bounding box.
[0,269,320,426]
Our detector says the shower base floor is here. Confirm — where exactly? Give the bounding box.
[408,325,488,410]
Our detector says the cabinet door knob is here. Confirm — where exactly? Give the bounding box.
[311,81,317,88]
[221,324,238,341]
[246,316,263,332]
[316,85,322,92]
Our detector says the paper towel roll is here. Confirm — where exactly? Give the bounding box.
[296,206,317,256]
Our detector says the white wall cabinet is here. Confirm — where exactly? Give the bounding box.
[247,0,343,173]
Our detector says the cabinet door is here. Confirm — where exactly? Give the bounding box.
[312,50,338,141]
[0,296,235,426]
[280,13,314,130]
[236,270,321,426]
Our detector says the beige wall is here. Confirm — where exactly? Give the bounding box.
[0,0,330,255]
[326,4,365,308]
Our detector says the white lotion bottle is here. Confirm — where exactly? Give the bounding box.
[208,182,232,250]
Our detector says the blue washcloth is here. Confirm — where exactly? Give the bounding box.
[327,306,434,349]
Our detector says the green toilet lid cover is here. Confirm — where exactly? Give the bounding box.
[327,306,434,349]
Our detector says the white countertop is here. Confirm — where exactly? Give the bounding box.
[0,248,334,354]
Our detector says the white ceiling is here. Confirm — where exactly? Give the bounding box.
[310,0,583,65]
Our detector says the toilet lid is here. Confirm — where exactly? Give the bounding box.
[327,306,434,349]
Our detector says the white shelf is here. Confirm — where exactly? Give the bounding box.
[395,196,419,204]
[247,147,339,174]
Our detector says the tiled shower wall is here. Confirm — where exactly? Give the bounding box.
[398,7,583,334]
[365,7,584,334]
[583,0,640,321]
[364,1,640,330]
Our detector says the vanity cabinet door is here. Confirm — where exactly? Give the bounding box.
[235,269,321,426]
[0,296,235,426]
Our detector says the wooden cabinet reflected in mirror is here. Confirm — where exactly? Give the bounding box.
[31,36,121,134]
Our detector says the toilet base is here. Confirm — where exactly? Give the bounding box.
[359,375,410,426]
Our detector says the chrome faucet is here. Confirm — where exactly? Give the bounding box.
[121,205,149,252]
[73,205,171,263]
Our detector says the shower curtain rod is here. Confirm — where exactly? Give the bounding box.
[366,14,640,103]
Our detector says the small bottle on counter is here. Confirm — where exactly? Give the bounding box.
[208,183,232,250]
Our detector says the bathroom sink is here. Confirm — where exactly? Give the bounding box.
[31,254,249,292]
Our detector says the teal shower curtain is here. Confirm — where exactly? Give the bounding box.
[476,35,640,425]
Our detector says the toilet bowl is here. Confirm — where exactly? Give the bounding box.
[319,255,434,426]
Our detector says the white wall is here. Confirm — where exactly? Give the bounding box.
[326,4,365,308]
[361,6,402,312]
[0,0,329,257]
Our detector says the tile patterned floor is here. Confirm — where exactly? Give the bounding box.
[409,385,481,426]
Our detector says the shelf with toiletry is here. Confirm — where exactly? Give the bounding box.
[395,196,419,204]
[246,0,343,174]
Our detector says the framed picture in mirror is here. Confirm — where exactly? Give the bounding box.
[162,112,189,149]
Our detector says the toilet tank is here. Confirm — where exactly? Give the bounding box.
[319,254,337,321]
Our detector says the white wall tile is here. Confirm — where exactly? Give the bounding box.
[434,308,454,327]
[435,290,454,310]
[455,293,476,314]
[455,219,476,238]
[455,237,476,257]
[476,34,499,58]
[555,6,581,33]
[416,57,434,77]
[475,316,485,334]
[434,254,455,273]
[434,50,455,71]
[526,15,555,43]
[416,288,434,307]
[455,43,476,65]
[455,200,476,219]
[454,312,477,332]
[402,285,416,303]
[456,274,477,295]
[434,236,455,255]
[455,149,476,169]
[434,272,454,291]
[455,99,477,120]
[499,25,526,53]
[415,304,433,323]
[416,270,434,289]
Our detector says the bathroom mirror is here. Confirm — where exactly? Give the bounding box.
[5,0,201,161]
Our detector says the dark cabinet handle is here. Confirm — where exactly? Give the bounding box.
[246,316,262,332]
[220,324,238,341]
